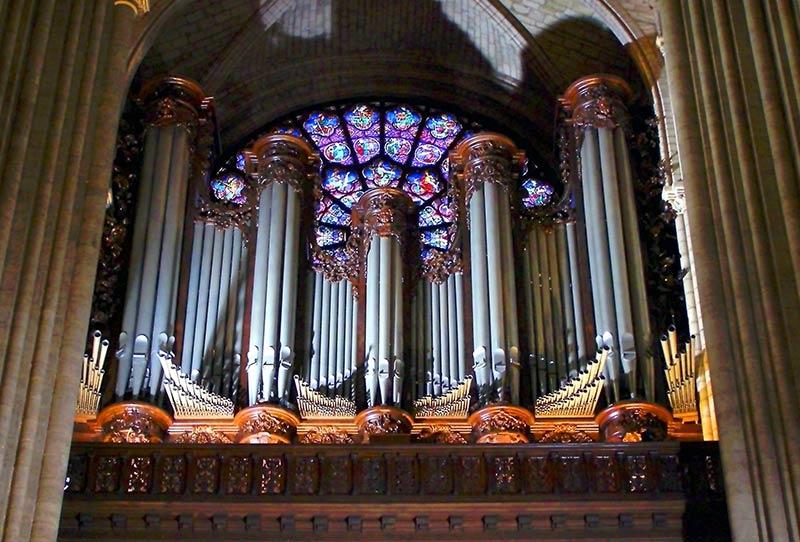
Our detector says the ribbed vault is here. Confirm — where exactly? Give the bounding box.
[135,0,649,166]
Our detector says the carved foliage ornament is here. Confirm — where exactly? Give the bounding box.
[172,426,232,444]
[249,135,320,193]
[539,424,594,443]
[103,409,159,443]
[299,427,354,444]
[240,412,292,436]
[449,133,525,207]
[137,77,206,131]
[560,75,632,132]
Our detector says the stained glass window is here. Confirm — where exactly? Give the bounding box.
[261,102,481,264]
[521,178,555,209]
[210,170,247,206]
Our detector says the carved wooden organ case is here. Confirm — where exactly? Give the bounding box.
[76,74,714,448]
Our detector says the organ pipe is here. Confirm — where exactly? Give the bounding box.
[352,189,414,407]
[451,133,525,404]
[114,77,208,400]
[561,75,653,402]
[245,134,319,405]
[181,223,248,400]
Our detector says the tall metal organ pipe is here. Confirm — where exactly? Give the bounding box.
[353,189,414,407]
[522,224,585,394]
[181,224,247,401]
[561,75,653,402]
[114,77,208,400]
[409,271,466,402]
[450,133,525,404]
[245,134,319,405]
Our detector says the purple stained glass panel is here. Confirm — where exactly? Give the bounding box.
[412,143,443,167]
[322,168,361,197]
[363,159,401,188]
[420,227,451,249]
[522,178,555,209]
[322,141,352,164]
[352,137,380,163]
[440,157,450,180]
[404,170,441,204]
[210,171,247,206]
[345,104,379,132]
[316,225,347,247]
[316,196,351,226]
[385,137,413,164]
[419,113,461,150]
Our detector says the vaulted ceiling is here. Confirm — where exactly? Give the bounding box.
[135,0,658,166]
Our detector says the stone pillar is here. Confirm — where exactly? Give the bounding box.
[660,1,800,540]
[0,2,136,540]
[451,133,525,405]
[114,76,208,399]
[561,76,654,403]
[352,189,414,407]
[245,134,319,405]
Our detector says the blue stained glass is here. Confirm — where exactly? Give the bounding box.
[235,153,246,171]
[338,190,364,209]
[404,170,441,203]
[316,225,346,247]
[271,125,305,138]
[412,143,443,166]
[316,197,351,226]
[386,106,421,131]
[436,196,455,220]
[426,114,460,140]
[385,137,413,163]
[323,142,352,164]
[363,159,401,188]
[440,157,450,179]
[345,105,379,131]
[304,111,339,138]
[323,168,360,196]
[418,204,447,227]
[522,178,555,209]
[420,228,450,249]
[210,171,247,205]
[353,137,380,163]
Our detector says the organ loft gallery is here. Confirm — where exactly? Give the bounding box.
[0,1,798,541]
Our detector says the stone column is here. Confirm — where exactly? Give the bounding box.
[113,76,208,400]
[245,134,319,405]
[0,2,137,540]
[352,189,414,407]
[451,133,525,405]
[561,76,654,403]
[660,2,800,540]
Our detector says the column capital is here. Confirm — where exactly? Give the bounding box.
[351,188,415,241]
[247,134,320,193]
[560,74,632,130]
[137,76,209,129]
[449,131,525,204]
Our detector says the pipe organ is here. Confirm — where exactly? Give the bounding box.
[352,189,415,407]
[245,135,320,405]
[560,76,654,403]
[114,78,210,400]
[85,80,713,447]
[410,271,467,400]
[450,134,525,405]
